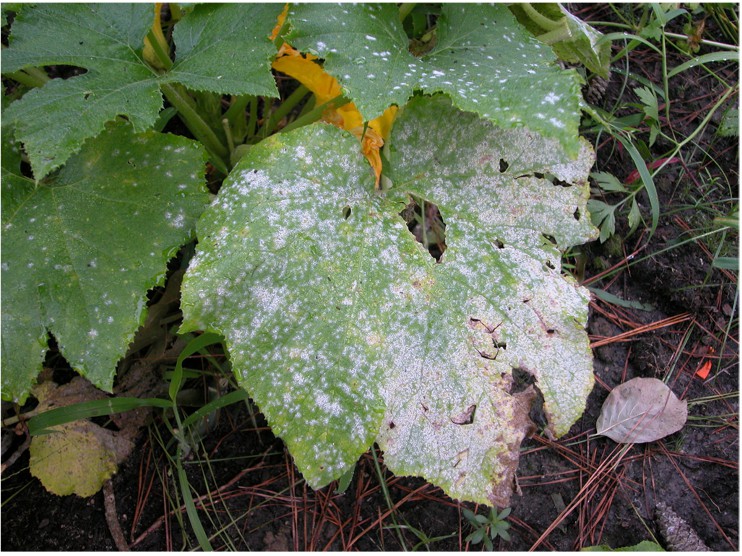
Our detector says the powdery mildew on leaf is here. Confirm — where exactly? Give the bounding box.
[1,124,208,403]
[181,126,432,487]
[375,95,597,504]
[2,4,281,178]
[182,97,597,505]
[286,3,583,156]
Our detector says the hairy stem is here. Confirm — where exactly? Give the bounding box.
[161,83,229,173]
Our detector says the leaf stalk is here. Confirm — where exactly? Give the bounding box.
[161,83,229,173]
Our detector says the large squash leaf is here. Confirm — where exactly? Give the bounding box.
[181,96,597,505]
[285,3,583,156]
[1,124,208,403]
[1,4,281,178]
[378,96,597,504]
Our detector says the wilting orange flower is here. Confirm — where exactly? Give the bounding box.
[143,3,169,70]
[270,5,397,188]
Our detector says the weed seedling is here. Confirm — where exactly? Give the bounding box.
[463,506,512,549]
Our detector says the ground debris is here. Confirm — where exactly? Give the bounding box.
[655,501,710,551]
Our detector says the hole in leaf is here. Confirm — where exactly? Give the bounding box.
[515,172,572,187]
[44,65,88,80]
[510,368,547,430]
[499,159,509,173]
[510,367,535,394]
[400,196,447,262]
[493,238,505,249]
[342,205,352,220]
[542,234,557,246]
[450,404,476,425]
[574,207,581,220]
[544,260,555,270]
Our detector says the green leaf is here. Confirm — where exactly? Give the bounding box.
[1,124,208,403]
[2,4,280,178]
[587,199,617,243]
[712,256,739,270]
[493,523,511,542]
[164,3,281,96]
[181,96,597,506]
[509,3,612,78]
[581,540,665,551]
[667,50,739,79]
[286,3,583,156]
[635,86,659,122]
[588,288,655,312]
[591,171,627,193]
[466,528,485,544]
[627,197,642,234]
[717,106,738,137]
[28,397,173,436]
[462,508,477,522]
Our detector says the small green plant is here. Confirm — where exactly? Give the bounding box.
[581,3,738,244]
[463,506,512,549]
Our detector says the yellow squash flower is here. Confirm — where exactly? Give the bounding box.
[143,4,169,70]
[270,6,397,188]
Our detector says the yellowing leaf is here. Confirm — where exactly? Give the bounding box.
[30,421,134,497]
[272,44,397,187]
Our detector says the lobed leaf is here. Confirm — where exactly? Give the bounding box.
[164,3,280,96]
[1,124,209,403]
[286,3,583,156]
[1,4,281,178]
[181,96,597,505]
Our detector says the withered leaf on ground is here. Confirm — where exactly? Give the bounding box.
[596,377,688,444]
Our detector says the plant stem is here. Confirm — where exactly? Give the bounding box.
[5,67,50,88]
[370,445,407,550]
[521,3,563,31]
[398,3,415,22]
[275,93,349,136]
[146,28,173,71]
[247,96,259,139]
[538,26,573,46]
[222,118,235,153]
[160,83,229,174]
[663,31,739,50]
[256,84,310,138]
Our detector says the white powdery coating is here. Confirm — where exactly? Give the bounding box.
[372,97,597,503]
[180,127,430,487]
[181,98,595,504]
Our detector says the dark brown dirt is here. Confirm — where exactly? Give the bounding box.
[2,3,738,552]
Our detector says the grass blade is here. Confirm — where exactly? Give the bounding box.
[169,332,224,402]
[176,459,214,551]
[668,51,740,78]
[615,134,660,237]
[179,389,250,430]
[28,397,172,436]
